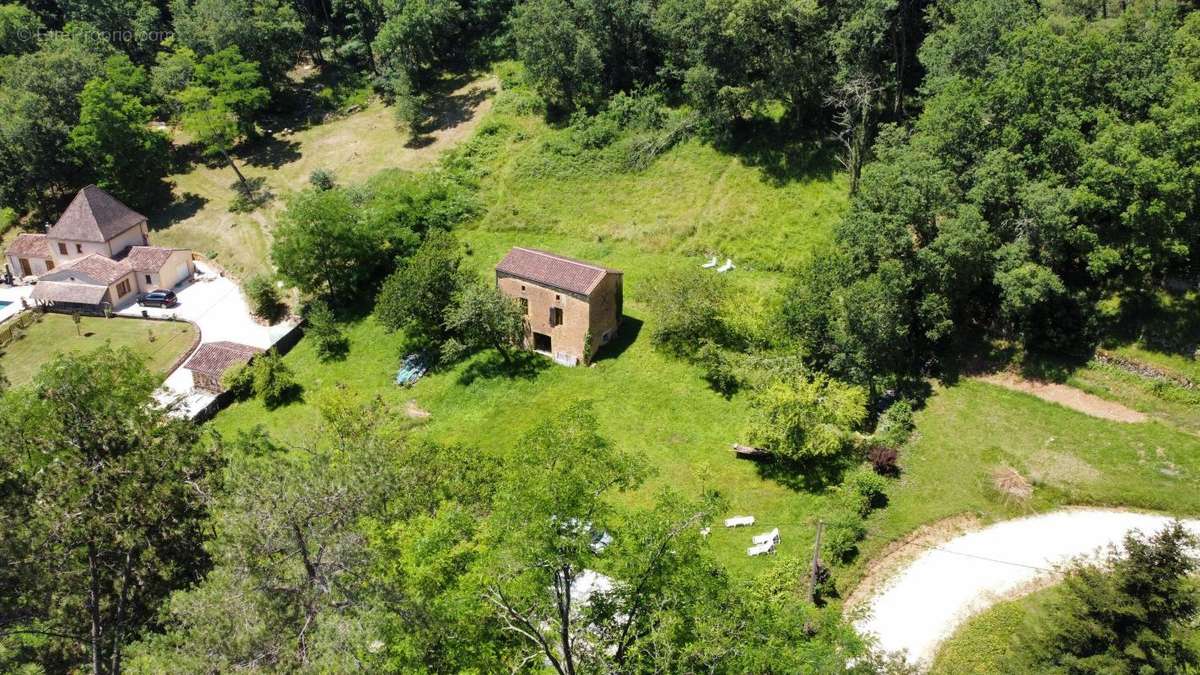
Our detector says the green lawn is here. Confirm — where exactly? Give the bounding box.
[852,379,1200,584]
[0,314,197,387]
[211,252,824,576]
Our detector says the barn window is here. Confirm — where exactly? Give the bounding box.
[549,307,563,327]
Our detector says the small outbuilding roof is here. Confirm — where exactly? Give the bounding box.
[48,185,146,243]
[6,233,51,259]
[120,246,182,272]
[183,341,263,379]
[32,280,109,305]
[495,247,620,296]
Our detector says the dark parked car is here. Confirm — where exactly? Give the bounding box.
[137,289,178,308]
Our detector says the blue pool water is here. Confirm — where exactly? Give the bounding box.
[0,301,10,309]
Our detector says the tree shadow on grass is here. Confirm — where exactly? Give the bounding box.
[592,316,642,363]
[264,383,305,410]
[405,79,496,148]
[712,120,839,187]
[456,349,549,386]
[243,135,303,170]
[752,453,855,493]
[148,192,209,231]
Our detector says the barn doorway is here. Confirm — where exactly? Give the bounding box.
[533,332,551,352]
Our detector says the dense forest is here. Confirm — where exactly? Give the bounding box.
[3,0,1200,672]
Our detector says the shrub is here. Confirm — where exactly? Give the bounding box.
[874,399,915,447]
[229,177,272,213]
[822,512,866,563]
[222,363,254,400]
[644,267,729,358]
[309,168,337,191]
[245,275,283,322]
[746,374,868,462]
[844,467,888,513]
[250,351,297,409]
[867,444,900,476]
[697,340,740,396]
[0,207,16,235]
[305,299,348,361]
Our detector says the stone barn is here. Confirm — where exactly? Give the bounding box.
[495,247,623,366]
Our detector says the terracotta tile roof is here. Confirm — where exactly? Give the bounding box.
[32,280,109,305]
[120,246,180,272]
[48,185,146,243]
[5,233,51,259]
[48,254,131,286]
[183,341,263,379]
[495,247,620,296]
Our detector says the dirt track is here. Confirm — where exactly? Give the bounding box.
[977,372,1147,423]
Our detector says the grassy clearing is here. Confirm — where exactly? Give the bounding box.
[152,76,498,280]
[852,379,1200,583]
[205,65,853,573]
[463,105,846,273]
[212,232,823,575]
[0,314,196,387]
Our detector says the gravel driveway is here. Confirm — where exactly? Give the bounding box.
[855,508,1200,669]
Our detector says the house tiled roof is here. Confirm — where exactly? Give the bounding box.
[120,246,180,272]
[5,233,51,259]
[183,341,263,379]
[48,185,146,243]
[32,280,109,305]
[495,247,620,296]
[50,254,131,286]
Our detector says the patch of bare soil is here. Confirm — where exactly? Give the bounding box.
[405,400,431,419]
[845,513,983,614]
[977,372,1148,423]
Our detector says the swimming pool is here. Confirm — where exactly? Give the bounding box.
[0,301,10,309]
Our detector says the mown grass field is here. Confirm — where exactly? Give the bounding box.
[209,67,852,573]
[0,314,196,387]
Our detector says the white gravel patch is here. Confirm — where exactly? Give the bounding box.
[856,508,1200,669]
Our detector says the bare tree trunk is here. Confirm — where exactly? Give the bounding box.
[88,543,105,675]
[554,566,575,675]
[220,149,252,195]
[109,549,135,675]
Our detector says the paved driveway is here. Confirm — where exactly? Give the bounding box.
[117,262,299,417]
